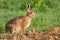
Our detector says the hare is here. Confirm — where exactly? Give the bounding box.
[5,3,35,34]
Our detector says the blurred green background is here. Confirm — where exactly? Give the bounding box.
[0,0,60,33]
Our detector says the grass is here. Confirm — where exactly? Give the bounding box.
[0,7,60,33]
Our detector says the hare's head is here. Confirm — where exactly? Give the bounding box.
[26,3,35,18]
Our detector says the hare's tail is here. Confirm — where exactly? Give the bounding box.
[5,26,12,33]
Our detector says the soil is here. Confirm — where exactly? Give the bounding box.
[0,27,60,40]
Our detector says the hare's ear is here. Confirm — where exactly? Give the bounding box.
[27,3,31,12]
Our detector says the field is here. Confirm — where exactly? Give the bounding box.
[0,7,60,33]
[0,0,60,33]
[0,0,60,40]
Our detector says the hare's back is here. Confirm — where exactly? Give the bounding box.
[6,16,25,26]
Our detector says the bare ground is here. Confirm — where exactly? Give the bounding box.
[0,27,60,40]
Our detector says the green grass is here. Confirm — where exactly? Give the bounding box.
[0,8,60,33]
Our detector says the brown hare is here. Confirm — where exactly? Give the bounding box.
[5,3,35,34]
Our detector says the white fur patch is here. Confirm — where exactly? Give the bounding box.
[16,26,21,33]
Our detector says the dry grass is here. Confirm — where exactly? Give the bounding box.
[0,27,60,40]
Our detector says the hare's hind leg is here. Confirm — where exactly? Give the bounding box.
[12,26,21,34]
[11,27,16,34]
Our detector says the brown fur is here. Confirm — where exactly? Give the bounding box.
[5,3,35,34]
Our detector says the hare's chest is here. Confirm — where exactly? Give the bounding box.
[24,20,31,29]
[26,21,30,28]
